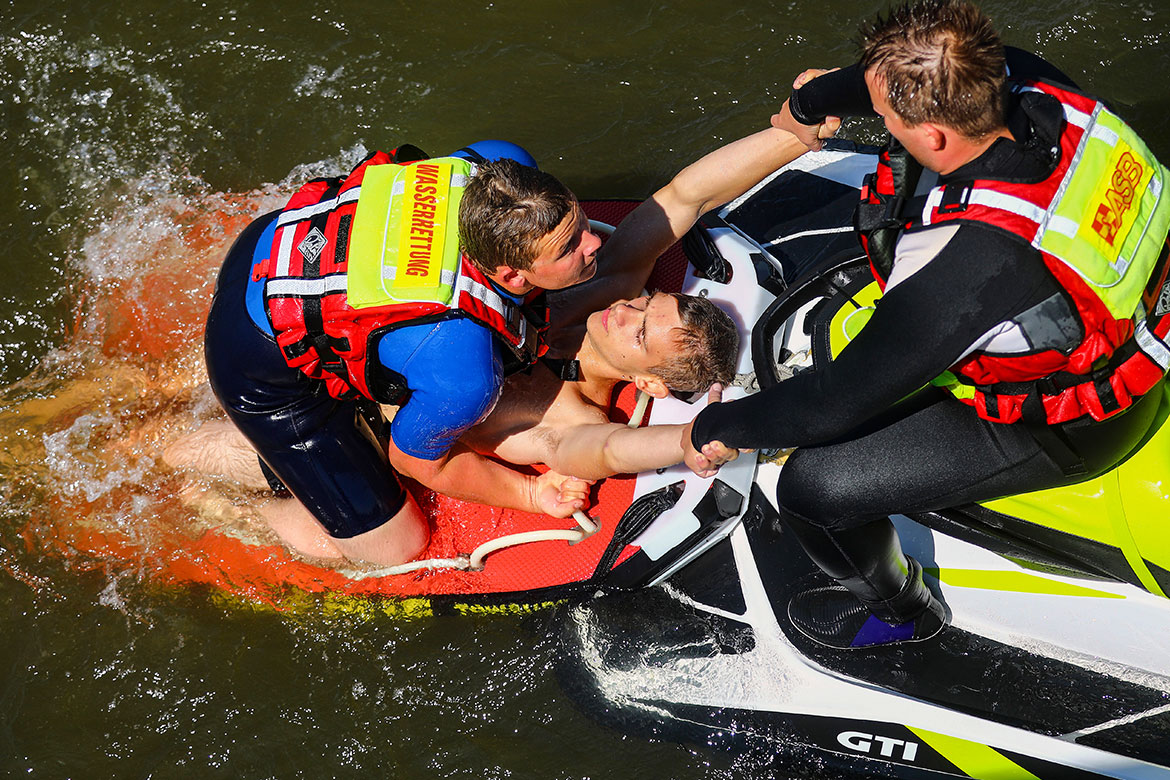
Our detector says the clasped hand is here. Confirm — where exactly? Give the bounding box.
[680,383,745,478]
[771,68,843,152]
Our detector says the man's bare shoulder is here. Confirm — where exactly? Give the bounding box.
[463,363,610,462]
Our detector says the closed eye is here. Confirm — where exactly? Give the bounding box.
[557,209,588,258]
[558,230,582,259]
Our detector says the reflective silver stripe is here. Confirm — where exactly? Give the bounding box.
[920,186,945,226]
[451,172,469,188]
[457,273,510,320]
[276,186,361,227]
[966,189,1048,227]
[517,314,531,350]
[923,185,1048,237]
[455,271,529,347]
[265,275,349,297]
[380,266,459,288]
[1135,317,1170,370]
[1038,103,1100,245]
[274,224,297,277]
[273,186,362,276]
[1090,122,1120,147]
[1046,215,1080,238]
[1062,103,1092,130]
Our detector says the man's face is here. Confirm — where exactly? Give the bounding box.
[585,292,684,380]
[865,68,936,169]
[517,203,602,292]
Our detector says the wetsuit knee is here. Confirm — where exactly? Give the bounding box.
[775,447,875,531]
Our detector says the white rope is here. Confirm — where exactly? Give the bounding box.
[342,505,602,579]
[629,390,651,428]
[341,556,473,580]
[459,501,600,570]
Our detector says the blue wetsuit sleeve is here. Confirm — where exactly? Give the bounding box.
[375,317,504,461]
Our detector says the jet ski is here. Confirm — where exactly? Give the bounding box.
[556,141,1170,779]
[14,146,1170,780]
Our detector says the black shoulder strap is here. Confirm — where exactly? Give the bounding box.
[452,145,488,164]
[540,357,582,382]
[855,139,926,279]
[388,143,430,164]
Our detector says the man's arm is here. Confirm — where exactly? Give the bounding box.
[387,436,591,518]
[540,420,702,481]
[549,126,820,332]
[557,420,687,480]
[496,386,729,481]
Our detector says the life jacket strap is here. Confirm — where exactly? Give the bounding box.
[1022,415,1088,477]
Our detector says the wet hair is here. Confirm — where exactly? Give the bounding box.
[458,158,577,275]
[650,293,739,392]
[859,0,1007,141]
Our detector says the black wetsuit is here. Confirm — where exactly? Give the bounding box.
[690,53,1162,619]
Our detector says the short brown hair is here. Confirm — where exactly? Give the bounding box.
[650,293,739,392]
[859,0,1006,140]
[458,159,576,275]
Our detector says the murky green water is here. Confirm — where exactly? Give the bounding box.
[2,1,1169,777]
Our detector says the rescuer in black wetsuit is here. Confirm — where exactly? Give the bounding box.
[682,0,1170,648]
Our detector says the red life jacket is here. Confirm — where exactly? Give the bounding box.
[253,150,548,403]
[857,80,1170,425]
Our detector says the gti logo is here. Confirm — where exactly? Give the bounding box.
[837,730,919,762]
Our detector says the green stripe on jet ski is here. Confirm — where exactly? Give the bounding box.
[925,568,1125,598]
[1101,468,1168,598]
[906,727,1041,779]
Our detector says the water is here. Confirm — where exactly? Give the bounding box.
[2,1,1169,777]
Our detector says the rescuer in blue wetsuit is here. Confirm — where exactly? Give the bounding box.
[204,141,602,566]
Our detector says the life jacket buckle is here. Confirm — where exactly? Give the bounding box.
[937,183,972,215]
[882,193,906,223]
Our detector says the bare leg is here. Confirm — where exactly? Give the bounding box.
[238,484,430,566]
[163,419,268,489]
[254,496,346,560]
[331,492,430,567]
[166,420,429,566]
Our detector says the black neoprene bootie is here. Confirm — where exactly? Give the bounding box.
[789,556,948,649]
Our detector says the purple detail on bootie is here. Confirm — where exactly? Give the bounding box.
[850,614,915,647]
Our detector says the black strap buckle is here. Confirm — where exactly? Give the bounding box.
[937,183,971,215]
